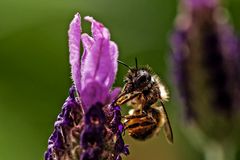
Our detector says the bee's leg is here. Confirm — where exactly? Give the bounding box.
[143,101,153,111]
[120,109,136,118]
[138,102,146,115]
[123,114,147,120]
[114,91,141,106]
[122,128,126,136]
[123,114,148,128]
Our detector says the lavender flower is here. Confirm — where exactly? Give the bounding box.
[172,0,240,126]
[45,13,129,160]
[171,0,240,159]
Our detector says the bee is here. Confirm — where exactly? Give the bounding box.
[114,59,173,144]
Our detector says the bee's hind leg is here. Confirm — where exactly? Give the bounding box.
[123,108,147,120]
[123,112,148,128]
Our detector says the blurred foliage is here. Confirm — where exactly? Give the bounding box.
[0,0,239,160]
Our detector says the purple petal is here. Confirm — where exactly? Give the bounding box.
[114,135,129,156]
[81,16,118,89]
[185,0,218,9]
[80,148,101,160]
[118,124,124,133]
[80,81,110,110]
[81,33,94,87]
[110,87,121,102]
[109,41,119,87]
[84,102,106,125]
[84,38,111,85]
[85,16,110,40]
[68,13,81,93]
[81,33,94,52]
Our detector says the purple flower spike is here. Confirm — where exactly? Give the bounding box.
[171,0,240,141]
[45,13,128,160]
[45,86,83,160]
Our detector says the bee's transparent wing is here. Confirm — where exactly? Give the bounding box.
[159,101,173,144]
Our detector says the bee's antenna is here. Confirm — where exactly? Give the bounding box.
[135,57,138,70]
[118,60,132,70]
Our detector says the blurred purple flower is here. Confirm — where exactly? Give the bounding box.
[184,0,218,9]
[45,13,128,160]
[171,0,240,140]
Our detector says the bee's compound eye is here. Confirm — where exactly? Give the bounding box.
[147,75,151,81]
[138,75,147,83]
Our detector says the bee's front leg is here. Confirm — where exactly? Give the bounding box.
[123,114,147,120]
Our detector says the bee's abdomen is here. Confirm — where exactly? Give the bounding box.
[126,120,157,140]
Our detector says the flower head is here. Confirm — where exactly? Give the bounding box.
[45,13,128,160]
[171,0,240,140]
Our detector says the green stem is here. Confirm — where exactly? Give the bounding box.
[182,123,236,160]
[204,142,236,160]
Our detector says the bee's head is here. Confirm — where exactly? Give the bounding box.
[124,68,152,92]
[118,58,153,93]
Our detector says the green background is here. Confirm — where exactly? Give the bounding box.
[0,0,239,159]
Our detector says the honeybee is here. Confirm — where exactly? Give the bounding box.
[114,59,173,144]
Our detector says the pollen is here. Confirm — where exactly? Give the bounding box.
[159,84,169,101]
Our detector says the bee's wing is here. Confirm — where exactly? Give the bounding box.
[159,101,173,144]
[114,91,141,106]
